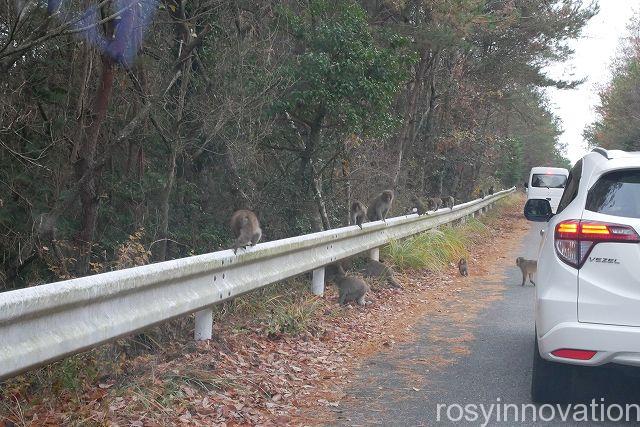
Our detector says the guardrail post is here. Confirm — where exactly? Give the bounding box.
[312,267,325,296]
[194,308,213,340]
[369,247,380,261]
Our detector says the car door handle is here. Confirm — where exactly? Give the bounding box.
[540,229,545,237]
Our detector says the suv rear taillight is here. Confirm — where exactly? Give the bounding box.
[554,220,640,268]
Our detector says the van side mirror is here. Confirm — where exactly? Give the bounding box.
[524,182,528,189]
[524,199,553,222]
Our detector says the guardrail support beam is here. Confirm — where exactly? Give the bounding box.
[369,247,380,261]
[312,267,325,296]
[194,308,213,340]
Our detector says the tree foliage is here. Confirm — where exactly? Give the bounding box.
[0,0,595,289]
[586,14,640,150]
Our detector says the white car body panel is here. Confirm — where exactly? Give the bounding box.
[533,150,640,367]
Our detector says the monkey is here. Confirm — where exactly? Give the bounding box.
[410,195,429,216]
[443,196,455,210]
[325,260,348,282]
[489,185,494,195]
[350,200,367,229]
[230,209,262,254]
[334,264,369,305]
[458,258,468,276]
[426,197,442,211]
[360,259,402,288]
[366,190,394,222]
[516,257,537,286]
[479,189,486,199]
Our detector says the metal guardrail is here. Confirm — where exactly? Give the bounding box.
[0,188,514,379]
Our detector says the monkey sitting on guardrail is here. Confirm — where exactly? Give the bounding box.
[230,210,262,254]
[367,190,394,222]
[410,195,429,216]
[443,196,455,210]
[350,201,367,229]
[426,197,442,211]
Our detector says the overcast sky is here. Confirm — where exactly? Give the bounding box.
[545,0,639,165]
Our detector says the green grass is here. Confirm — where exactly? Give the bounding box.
[383,199,503,271]
[215,278,323,337]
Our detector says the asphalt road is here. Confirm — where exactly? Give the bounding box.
[335,224,640,426]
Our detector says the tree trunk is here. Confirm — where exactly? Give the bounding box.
[75,54,115,273]
[391,48,433,189]
[342,158,351,224]
[298,109,325,230]
[156,146,177,261]
[310,161,331,230]
[222,138,251,209]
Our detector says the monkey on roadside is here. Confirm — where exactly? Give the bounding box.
[410,195,429,216]
[489,185,494,195]
[426,197,442,211]
[516,257,537,286]
[458,258,468,276]
[479,189,486,199]
[367,190,394,222]
[325,262,344,282]
[334,264,369,306]
[230,209,262,254]
[360,259,402,288]
[443,196,455,210]
[350,200,367,229]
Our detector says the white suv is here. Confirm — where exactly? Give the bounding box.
[524,148,640,403]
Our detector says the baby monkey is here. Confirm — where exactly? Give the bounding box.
[367,190,394,222]
[458,258,468,276]
[350,200,367,229]
[516,257,537,286]
[334,264,369,306]
[230,209,262,254]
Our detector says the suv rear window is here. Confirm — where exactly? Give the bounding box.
[586,170,640,219]
[531,174,567,188]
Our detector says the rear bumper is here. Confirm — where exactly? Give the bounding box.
[539,321,640,367]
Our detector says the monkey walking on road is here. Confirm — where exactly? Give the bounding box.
[350,201,367,229]
[516,257,537,286]
[367,190,394,222]
[458,258,468,276]
[230,210,262,254]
